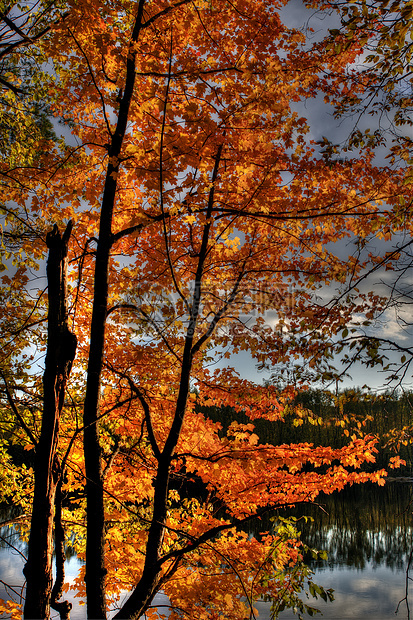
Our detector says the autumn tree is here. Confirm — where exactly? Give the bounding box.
[0,0,406,619]
[0,6,76,618]
[0,1,70,169]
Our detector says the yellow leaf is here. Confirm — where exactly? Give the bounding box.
[224,593,233,609]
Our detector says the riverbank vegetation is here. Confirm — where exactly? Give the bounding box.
[201,388,413,473]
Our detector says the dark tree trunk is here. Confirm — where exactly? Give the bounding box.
[24,222,76,620]
[82,4,145,618]
[51,474,73,620]
[114,146,222,620]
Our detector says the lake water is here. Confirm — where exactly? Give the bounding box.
[1,481,412,619]
[273,480,413,620]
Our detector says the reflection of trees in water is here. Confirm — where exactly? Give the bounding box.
[0,483,411,571]
[0,505,79,561]
[0,505,28,558]
[277,481,413,570]
[304,523,411,570]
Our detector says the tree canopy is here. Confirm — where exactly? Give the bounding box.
[0,0,411,619]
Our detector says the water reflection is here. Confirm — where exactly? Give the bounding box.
[0,482,412,619]
[274,481,413,620]
[271,565,413,620]
[0,507,85,620]
[283,481,413,570]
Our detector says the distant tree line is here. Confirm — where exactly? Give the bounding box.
[199,388,413,474]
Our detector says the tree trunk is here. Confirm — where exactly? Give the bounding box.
[24,222,76,620]
[114,145,222,620]
[51,473,73,620]
[82,4,145,618]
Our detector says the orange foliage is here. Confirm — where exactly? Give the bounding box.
[0,0,405,618]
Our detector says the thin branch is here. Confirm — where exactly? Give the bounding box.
[0,10,69,61]
[159,30,190,314]
[0,74,24,94]
[0,373,37,445]
[66,26,112,139]
[105,363,162,462]
[395,546,413,618]
[141,0,192,29]
[191,262,246,357]
[344,335,413,356]
[135,66,241,78]
[106,303,182,364]
[0,10,34,42]
[161,142,223,459]
[111,212,166,243]
[306,238,413,339]
[0,514,28,528]
[102,437,120,478]
[0,535,27,561]
[0,579,26,599]
[157,500,299,568]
